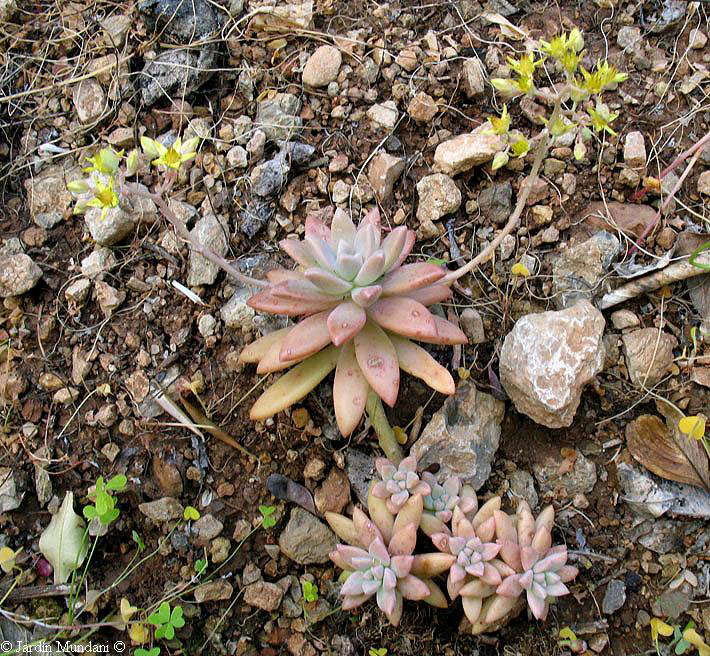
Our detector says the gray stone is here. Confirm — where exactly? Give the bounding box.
[139,0,221,42]
[187,214,229,287]
[73,80,105,124]
[367,101,399,130]
[622,328,677,387]
[368,153,405,203]
[302,45,341,87]
[602,579,627,614]
[0,254,42,298]
[240,198,274,238]
[221,287,255,330]
[198,314,217,337]
[416,173,461,223]
[552,231,620,308]
[255,93,302,141]
[85,206,134,246]
[478,181,512,225]
[509,470,538,509]
[139,497,184,522]
[26,167,74,229]
[411,382,504,490]
[193,514,223,543]
[194,579,233,602]
[81,247,116,279]
[500,301,606,428]
[0,467,23,512]
[140,47,216,106]
[345,449,375,507]
[227,145,247,168]
[534,450,597,498]
[278,507,337,564]
[610,309,639,330]
[460,308,485,344]
[278,141,315,167]
[617,26,641,52]
[462,58,485,97]
[250,155,289,197]
[434,121,505,175]
[624,131,646,169]
[243,581,284,611]
[95,281,125,317]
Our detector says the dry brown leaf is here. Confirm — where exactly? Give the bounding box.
[691,367,710,388]
[626,413,710,492]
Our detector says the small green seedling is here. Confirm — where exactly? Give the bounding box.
[369,649,387,656]
[301,580,318,603]
[148,602,185,640]
[135,648,161,656]
[132,530,145,552]
[259,505,277,529]
[84,474,127,526]
[183,506,200,521]
[194,558,208,575]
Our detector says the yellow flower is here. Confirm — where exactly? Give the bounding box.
[0,546,17,573]
[588,102,619,135]
[650,618,673,642]
[679,415,706,440]
[510,138,530,158]
[489,104,511,135]
[128,623,149,645]
[86,176,119,220]
[511,262,530,277]
[142,136,199,170]
[83,147,123,175]
[683,628,710,656]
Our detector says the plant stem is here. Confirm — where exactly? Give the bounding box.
[125,183,268,289]
[446,93,564,283]
[660,128,710,179]
[366,391,403,464]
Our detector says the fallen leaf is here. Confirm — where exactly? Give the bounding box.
[482,12,528,40]
[266,473,318,516]
[626,413,710,492]
[38,491,88,584]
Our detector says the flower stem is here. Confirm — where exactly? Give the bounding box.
[445,93,565,284]
[366,391,403,464]
[125,183,268,289]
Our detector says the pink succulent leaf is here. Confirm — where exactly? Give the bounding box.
[361,206,382,231]
[526,588,547,620]
[304,268,353,295]
[279,238,318,268]
[390,555,413,578]
[375,458,396,479]
[246,290,337,316]
[354,223,380,259]
[390,335,456,396]
[520,546,538,572]
[431,533,450,553]
[336,249,363,281]
[354,250,386,287]
[388,591,404,626]
[376,586,397,617]
[369,538,391,565]
[497,539,522,570]
[435,510,453,522]
[404,283,453,306]
[461,596,483,625]
[336,544,370,568]
[531,526,552,554]
[368,297,437,340]
[481,543,502,561]
[333,342,369,436]
[330,208,357,247]
[496,575,524,598]
[518,569,534,589]
[385,480,401,494]
[448,537,466,555]
[459,496,477,516]
[449,563,467,584]
[465,561,485,577]
[380,263,446,296]
[381,226,408,270]
[533,550,568,574]
[341,592,373,610]
[266,268,303,284]
[477,516,496,543]
[341,571,368,596]
[481,562,502,586]
[393,230,416,269]
[544,581,570,597]
[530,580,546,602]
[278,311,332,362]
[415,316,469,345]
[305,235,337,271]
[389,523,417,556]
[354,321,399,407]
[399,455,417,471]
[305,214,332,242]
[558,565,579,583]
[397,575,430,601]
[361,578,381,596]
[328,299,368,348]
[382,568,397,591]
[269,279,334,303]
[351,285,383,307]
[443,477,460,497]
[371,481,389,498]
[447,575,466,600]
[389,490,409,512]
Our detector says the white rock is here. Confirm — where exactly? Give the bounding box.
[689,28,707,49]
[187,214,229,287]
[367,153,405,202]
[462,58,485,97]
[81,248,116,279]
[698,170,710,195]
[227,145,248,168]
[416,173,461,223]
[65,278,91,306]
[0,254,42,298]
[500,300,606,428]
[434,122,505,175]
[367,101,399,130]
[73,79,106,124]
[302,45,342,87]
[624,131,646,168]
[85,206,134,246]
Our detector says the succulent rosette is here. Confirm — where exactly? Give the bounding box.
[326,485,451,626]
[371,456,431,514]
[420,471,477,535]
[239,207,467,435]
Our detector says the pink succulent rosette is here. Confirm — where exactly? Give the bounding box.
[371,456,431,514]
[239,207,467,435]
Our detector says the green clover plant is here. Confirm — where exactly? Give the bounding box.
[83,474,126,526]
[148,601,185,640]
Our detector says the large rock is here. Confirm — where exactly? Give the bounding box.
[0,254,42,297]
[302,45,341,87]
[25,166,75,229]
[255,93,302,141]
[499,300,606,428]
[411,382,504,490]
[578,201,656,239]
[85,206,134,246]
[139,0,221,42]
[187,214,229,286]
[278,507,337,564]
[416,173,461,223]
[140,48,217,106]
[434,122,505,175]
[552,231,620,308]
[622,328,677,387]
